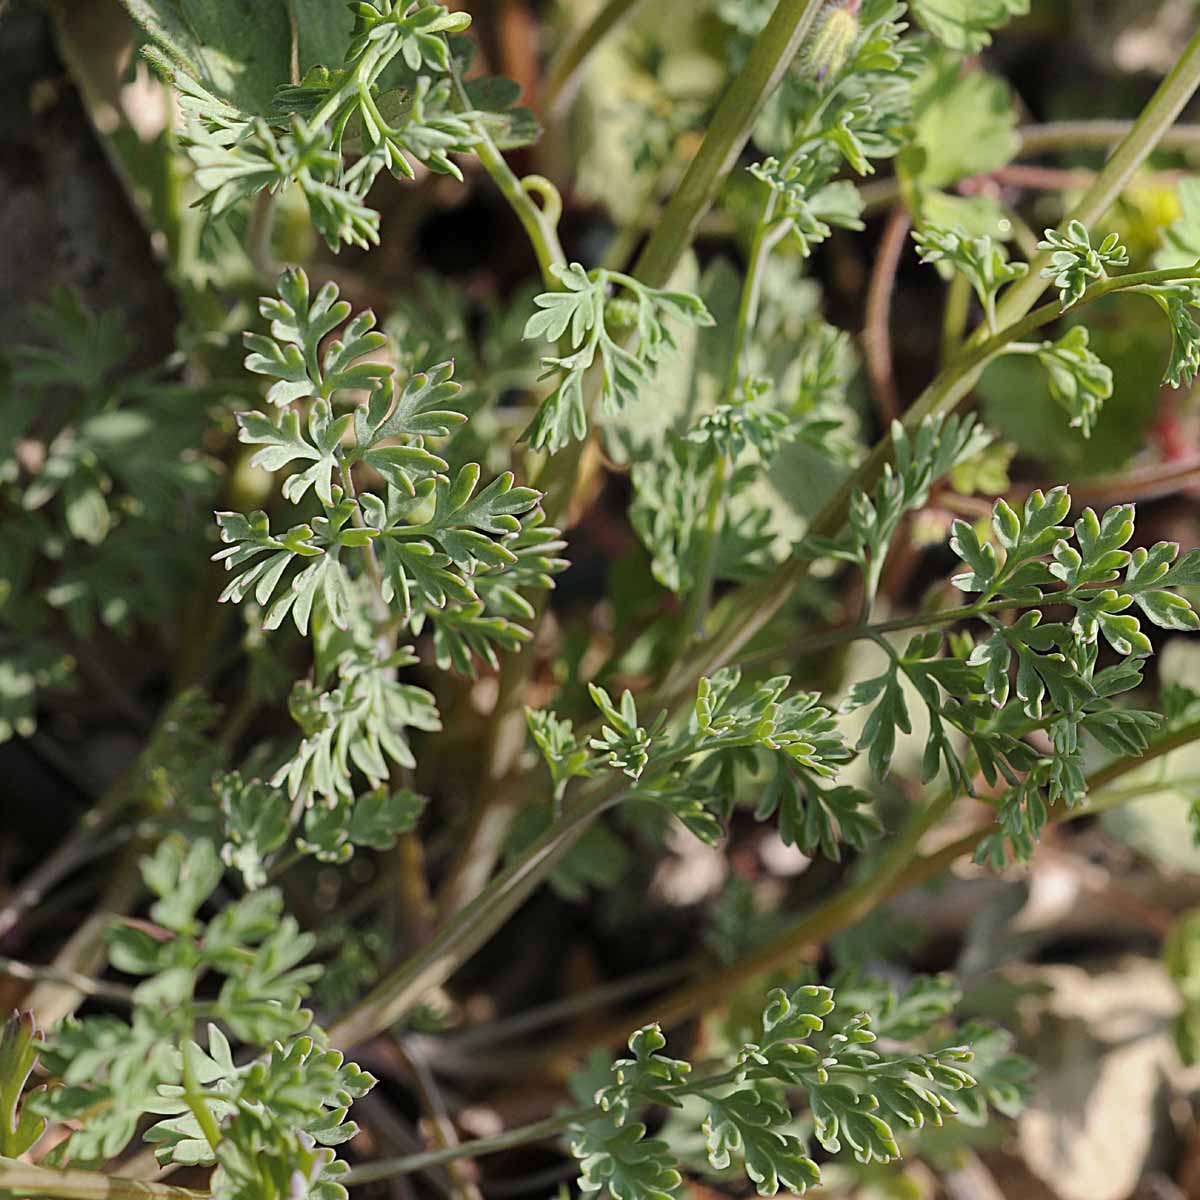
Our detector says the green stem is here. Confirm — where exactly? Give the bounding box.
[0,1158,206,1200]
[542,0,648,115]
[450,71,565,289]
[345,1107,586,1184]
[726,219,786,395]
[181,1044,222,1155]
[327,780,626,1047]
[631,0,827,289]
[680,454,731,643]
[345,1065,744,1184]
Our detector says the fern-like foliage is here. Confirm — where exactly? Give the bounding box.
[569,978,1030,1199]
[30,837,373,1200]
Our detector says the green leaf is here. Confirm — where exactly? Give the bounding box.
[522,263,713,452]
[572,1120,682,1200]
[749,155,864,257]
[910,0,1029,52]
[913,225,1028,317]
[754,772,881,860]
[0,1011,47,1157]
[218,773,290,891]
[373,534,478,618]
[274,647,440,807]
[237,402,353,507]
[246,269,393,407]
[420,464,542,568]
[596,1025,691,1122]
[348,788,426,850]
[526,708,593,798]
[141,838,224,934]
[1035,325,1113,437]
[1038,221,1129,311]
[429,601,531,675]
[119,0,291,114]
[846,664,910,778]
[1150,285,1200,389]
[589,684,655,780]
[703,1089,820,1196]
[904,63,1019,190]
[1156,177,1200,269]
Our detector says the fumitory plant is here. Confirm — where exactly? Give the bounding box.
[5,1,1200,1198]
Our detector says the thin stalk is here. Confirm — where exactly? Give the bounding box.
[939,273,972,366]
[451,71,565,290]
[440,960,690,1052]
[631,0,827,289]
[726,220,787,394]
[393,1041,482,1200]
[542,0,648,115]
[0,1158,206,1200]
[181,1045,222,1154]
[1008,452,1200,506]
[760,594,1063,661]
[346,1107,586,1184]
[346,1066,743,1184]
[0,955,135,1004]
[862,206,912,425]
[327,780,626,1047]
[0,787,131,943]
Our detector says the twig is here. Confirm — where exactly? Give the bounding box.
[393,1041,482,1200]
[0,955,135,1004]
[0,1157,206,1200]
[862,206,911,425]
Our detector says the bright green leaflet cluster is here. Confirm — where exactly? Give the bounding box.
[209,267,564,878]
[950,491,1200,859]
[231,290,549,585]
[913,225,1029,332]
[913,220,1200,433]
[528,668,867,860]
[570,977,1030,1198]
[747,156,865,258]
[219,267,557,641]
[521,263,715,453]
[26,838,373,1200]
[1038,220,1130,311]
[138,2,537,250]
